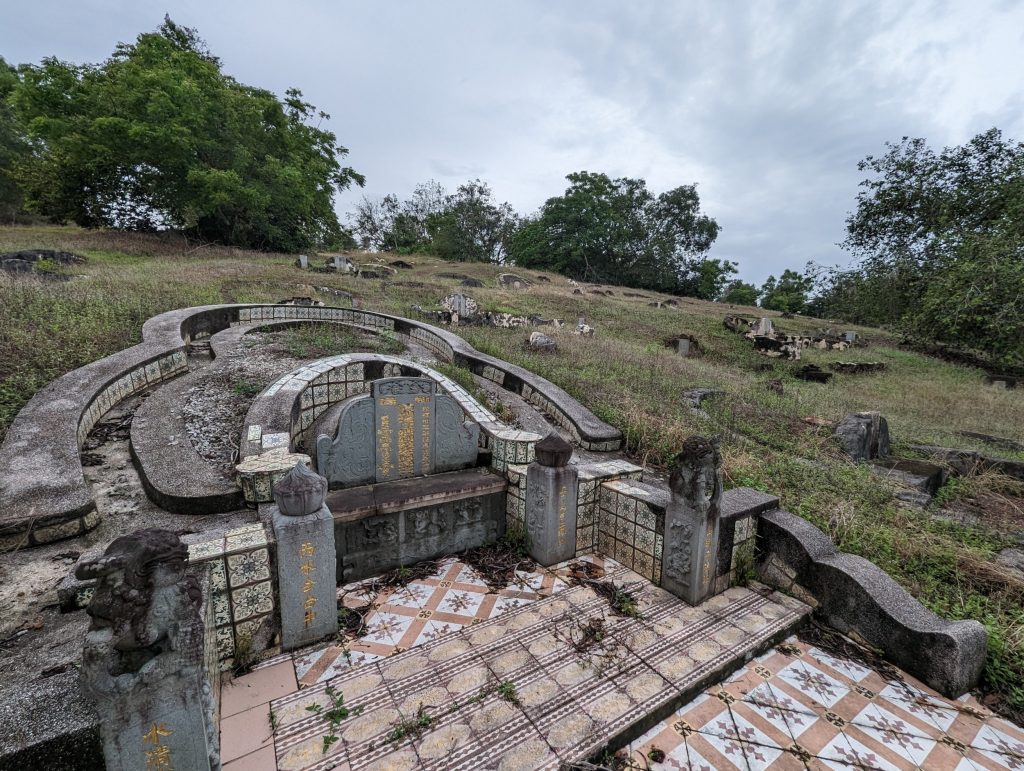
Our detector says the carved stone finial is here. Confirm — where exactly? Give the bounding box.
[273,462,328,516]
[669,435,722,507]
[534,432,573,467]
[76,528,219,770]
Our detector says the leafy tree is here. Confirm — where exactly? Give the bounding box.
[0,57,28,222]
[10,17,363,251]
[425,180,518,263]
[720,279,759,306]
[818,128,1024,365]
[509,171,719,293]
[351,179,516,261]
[680,258,737,300]
[760,269,813,313]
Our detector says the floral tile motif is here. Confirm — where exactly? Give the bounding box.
[775,659,849,708]
[300,559,569,690]
[618,635,1024,770]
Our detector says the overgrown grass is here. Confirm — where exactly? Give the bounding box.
[2,225,1023,713]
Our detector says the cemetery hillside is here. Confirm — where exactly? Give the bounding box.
[1,220,1024,769]
[3,14,1024,771]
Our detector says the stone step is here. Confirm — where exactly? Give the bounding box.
[269,565,810,770]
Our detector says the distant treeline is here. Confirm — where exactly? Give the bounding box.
[1,20,1019,363]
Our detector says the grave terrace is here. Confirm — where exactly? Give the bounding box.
[0,292,1018,771]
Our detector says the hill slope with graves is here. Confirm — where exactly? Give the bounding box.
[0,225,1023,769]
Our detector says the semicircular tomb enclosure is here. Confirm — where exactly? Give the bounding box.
[0,296,991,744]
[0,302,622,551]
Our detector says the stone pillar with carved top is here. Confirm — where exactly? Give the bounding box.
[661,436,724,606]
[524,433,578,566]
[271,464,339,650]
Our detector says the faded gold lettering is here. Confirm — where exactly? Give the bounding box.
[397,403,415,476]
[299,542,315,557]
[302,578,315,593]
[143,723,173,770]
[304,609,316,628]
[377,414,393,476]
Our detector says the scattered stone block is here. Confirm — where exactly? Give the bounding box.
[460,278,484,288]
[831,361,886,374]
[497,272,531,289]
[794,364,833,383]
[835,412,890,460]
[526,331,557,352]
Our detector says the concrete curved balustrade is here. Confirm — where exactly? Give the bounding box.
[0,303,621,550]
[237,352,541,504]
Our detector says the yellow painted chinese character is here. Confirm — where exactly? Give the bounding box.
[304,609,316,628]
[303,596,318,610]
[145,744,173,770]
[143,723,172,745]
[300,561,315,574]
[302,578,316,593]
[299,542,315,557]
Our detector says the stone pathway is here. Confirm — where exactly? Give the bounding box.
[219,554,1024,770]
[619,637,1024,770]
[219,556,808,769]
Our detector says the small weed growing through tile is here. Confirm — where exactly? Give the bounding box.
[647,746,666,762]
[565,566,644,619]
[386,703,434,744]
[497,680,520,706]
[307,685,363,754]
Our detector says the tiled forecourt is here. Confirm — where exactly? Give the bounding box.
[268,561,809,770]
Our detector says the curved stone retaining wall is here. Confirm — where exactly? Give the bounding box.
[0,303,618,549]
[757,508,987,697]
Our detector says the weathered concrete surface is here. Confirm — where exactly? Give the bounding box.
[912,444,1024,483]
[525,435,578,566]
[129,370,244,514]
[757,508,987,697]
[329,468,507,582]
[0,302,617,552]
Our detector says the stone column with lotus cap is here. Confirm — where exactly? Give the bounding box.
[271,462,339,650]
[524,433,578,566]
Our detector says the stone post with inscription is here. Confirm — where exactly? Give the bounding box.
[525,433,578,566]
[77,529,220,771]
[661,436,724,606]
[271,463,339,650]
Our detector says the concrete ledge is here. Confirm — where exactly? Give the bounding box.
[757,508,987,697]
[911,444,1024,483]
[129,373,245,514]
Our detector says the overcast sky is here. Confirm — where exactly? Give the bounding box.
[4,1,1023,283]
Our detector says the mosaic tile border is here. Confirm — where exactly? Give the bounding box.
[188,523,277,670]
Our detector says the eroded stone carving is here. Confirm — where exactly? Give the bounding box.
[661,436,724,606]
[273,462,327,516]
[76,529,219,771]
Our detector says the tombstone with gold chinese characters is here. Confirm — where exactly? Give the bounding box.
[271,465,339,650]
[77,529,219,771]
[315,377,479,489]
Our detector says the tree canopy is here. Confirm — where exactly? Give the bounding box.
[759,269,813,313]
[351,179,517,262]
[7,18,363,251]
[815,128,1024,367]
[507,171,721,294]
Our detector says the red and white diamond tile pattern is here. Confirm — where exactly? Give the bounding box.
[292,556,569,687]
[620,637,1024,770]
